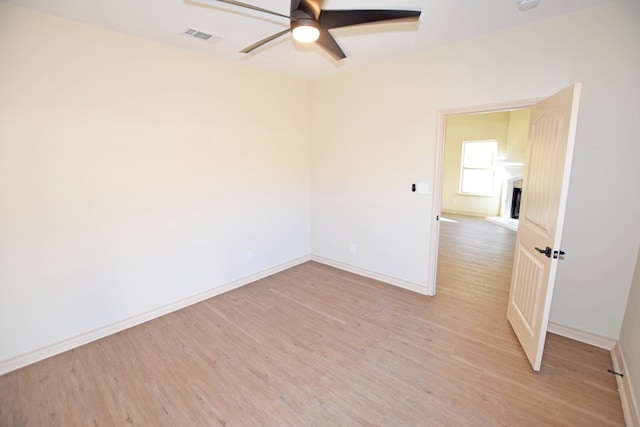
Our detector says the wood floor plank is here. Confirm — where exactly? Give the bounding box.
[0,215,625,425]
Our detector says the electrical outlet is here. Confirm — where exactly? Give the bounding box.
[350,243,356,254]
[246,250,253,262]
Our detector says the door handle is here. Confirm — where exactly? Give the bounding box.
[534,246,552,258]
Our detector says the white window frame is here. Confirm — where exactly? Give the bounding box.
[459,140,498,196]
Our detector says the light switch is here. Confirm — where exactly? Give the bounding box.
[417,183,429,194]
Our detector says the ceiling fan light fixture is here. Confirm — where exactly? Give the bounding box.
[292,19,320,43]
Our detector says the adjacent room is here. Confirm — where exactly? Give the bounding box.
[1,0,639,424]
[441,109,530,231]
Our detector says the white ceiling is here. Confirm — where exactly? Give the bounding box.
[3,0,611,80]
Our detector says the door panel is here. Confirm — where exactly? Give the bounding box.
[524,114,562,231]
[511,240,545,335]
[507,83,582,371]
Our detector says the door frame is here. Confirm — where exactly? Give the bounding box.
[428,98,542,295]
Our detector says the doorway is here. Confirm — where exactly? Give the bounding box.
[427,99,538,295]
[437,107,531,296]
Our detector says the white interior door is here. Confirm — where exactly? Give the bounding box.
[507,83,582,371]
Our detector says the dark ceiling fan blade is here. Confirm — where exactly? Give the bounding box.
[316,29,346,60]
[292,0,324,20]
[240,29,291,54]
[211,0,290,19]
[319,9,421,30]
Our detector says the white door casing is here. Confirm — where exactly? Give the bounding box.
[507,83,582,371]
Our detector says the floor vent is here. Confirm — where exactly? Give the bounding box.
[182,28,222,44]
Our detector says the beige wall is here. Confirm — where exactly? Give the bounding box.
[310,0,640,338]
[505,109,530,165]
[0,4,311,365]
[441,111,528,217]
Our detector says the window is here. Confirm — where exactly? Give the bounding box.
[460,140,498,195]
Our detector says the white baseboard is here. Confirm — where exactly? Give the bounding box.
[611,343,640,427]
[311,255,433,296]
[441,209,496,218]
[0,255,311,376]
[547,321,617,350]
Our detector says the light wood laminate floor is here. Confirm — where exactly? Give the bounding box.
[0,215,625,425]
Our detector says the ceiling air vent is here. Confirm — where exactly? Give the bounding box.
[182,28,222,44]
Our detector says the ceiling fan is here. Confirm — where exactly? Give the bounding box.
[196,0,421,60]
